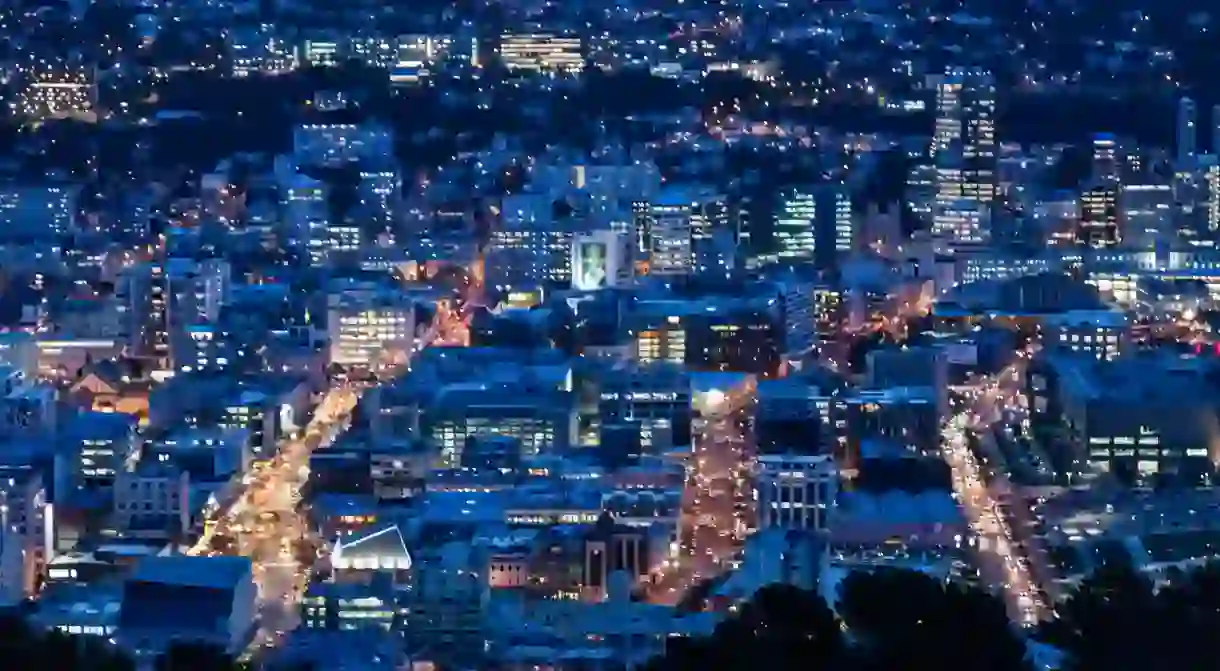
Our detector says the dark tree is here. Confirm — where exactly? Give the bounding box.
[838,568,1030,671]
[1039,561,1220,671]
[645,582,845,671]
[154,640,241,671]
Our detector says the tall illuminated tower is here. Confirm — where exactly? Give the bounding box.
[1177,97,1197,166]
[932,67,996,248]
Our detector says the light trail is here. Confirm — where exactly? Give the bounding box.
[190,259,482,654]
[646,385,755,605]
[942,344,1050,627]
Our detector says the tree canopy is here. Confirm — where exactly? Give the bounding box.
[645,568,1031,671]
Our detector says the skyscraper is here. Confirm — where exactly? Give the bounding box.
[932,68,997,250]
[933,67,997,206]
[1177,96,1197,166]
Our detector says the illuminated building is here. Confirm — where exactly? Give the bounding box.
[773,186,854,267]
[774,190,817,261]
[0,462,48,597]
[498,34,583,74]
[357,170,401,225]
[302,579,401,633]
[12,66,94,121]
[932,199,989,246]
[282,173,329,263]
[330,524,413,573]
[1207,161,1220,232]
[1092,133,1119,184]
[301,40,341,66]
[62,411,138,489]
[165,258,231,373]
[1178,96,1197,166]
[347,37,398,69]
[598,363,691,453]
[392,35,453,85]
[1119,183,1174,248]
[488,194,573,289]
[424,384,576,466]
[755,454,837,532]
[227,25,297,76]
[1043,309,1127,361]
[0,183,79,236]
[932,67,996,235]
[645,187,729,276]
[292,123,394,167]
[326,292,416,371]
[1078,185,1120,248]
[570,229,632,291]
[1027,354,1215,483]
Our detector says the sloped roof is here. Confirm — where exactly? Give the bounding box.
[332,523,412,569]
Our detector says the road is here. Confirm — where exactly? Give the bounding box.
[191,385,360,651]
[943,344,1052,626]
[646,387,755,605]
[189,262,481,653]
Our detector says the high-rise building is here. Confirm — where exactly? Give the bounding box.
[932,68,997,208]
[646,187,729,276]
[1119,183,1174,248]
[754,454,838,532]
[1178,97,1197,166]
[1092,133,1119,184]
[1078,185,1120,248]
[1206,161,1220,232]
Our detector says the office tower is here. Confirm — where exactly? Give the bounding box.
[1119,183,1174,248]
[498,34,584,74]
[488,193,573,289]
[166,259,231,372]
[1206,161,1220,232]
[327,290,416,372]
[646,187,728,276]
[932,199,989,246]
[1092,133,1119,184]
[754,454,838,532]
[774,189,817,261]
[1078,185,1120,248]
[932,67,997,206]
[1178,97,1197,166]
[0,182,79,237]
[282,173,329,263]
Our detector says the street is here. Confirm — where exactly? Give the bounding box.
[943,344,1052,626]
[647,386,755,605]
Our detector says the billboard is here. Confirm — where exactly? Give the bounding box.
[573,240,610,291]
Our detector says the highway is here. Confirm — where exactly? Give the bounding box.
[647,386,755,605]
[943,344,1051,627]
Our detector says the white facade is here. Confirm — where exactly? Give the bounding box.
[754,454,838,532]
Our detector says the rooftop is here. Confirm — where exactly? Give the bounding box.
[127,555,252,591]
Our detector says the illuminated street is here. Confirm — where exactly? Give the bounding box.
[190,384,359,651]
[943,345,1051,626]
[189,267,479,653]
[647,385,755,605]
